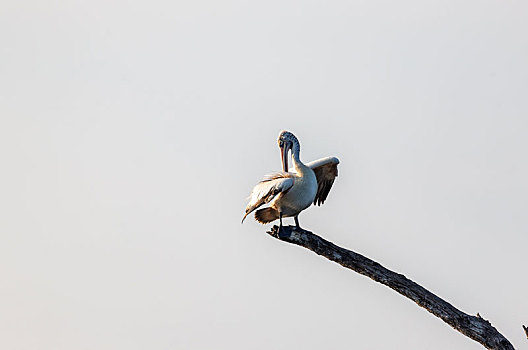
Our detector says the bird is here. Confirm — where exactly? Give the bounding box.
[242,130,339,235]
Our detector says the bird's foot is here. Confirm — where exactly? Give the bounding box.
[269,225,294,239]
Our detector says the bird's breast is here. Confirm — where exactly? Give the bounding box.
[273,168,317,214]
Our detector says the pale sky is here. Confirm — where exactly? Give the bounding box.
[1,1,527,349]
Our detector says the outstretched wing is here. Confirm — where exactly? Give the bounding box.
[241,172,294,223]
[306,157,339,206]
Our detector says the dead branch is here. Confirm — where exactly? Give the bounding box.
[267,225,514,350]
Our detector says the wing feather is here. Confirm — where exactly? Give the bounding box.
[306,157,339,206]
[242,173,294,222]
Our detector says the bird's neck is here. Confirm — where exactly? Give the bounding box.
[291,142,309,174]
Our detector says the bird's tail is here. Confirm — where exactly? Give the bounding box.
[254,207,279,224]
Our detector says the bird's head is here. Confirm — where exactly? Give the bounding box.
[278,130,298,172]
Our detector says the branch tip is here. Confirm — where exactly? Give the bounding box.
[264,227,515,350]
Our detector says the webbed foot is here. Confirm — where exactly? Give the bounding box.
[269,225,293,239]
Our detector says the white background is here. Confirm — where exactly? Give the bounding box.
[1,0,527,349]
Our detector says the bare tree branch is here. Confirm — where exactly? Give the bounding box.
[522,325,528,339]
[267,225,514,350]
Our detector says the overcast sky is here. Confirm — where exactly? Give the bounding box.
[1,0,527,349]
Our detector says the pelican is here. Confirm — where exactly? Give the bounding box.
[242,130,339,234]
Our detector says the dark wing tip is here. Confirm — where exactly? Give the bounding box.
[312,161,338,206]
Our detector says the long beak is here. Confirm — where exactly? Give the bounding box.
[281,144,289,172]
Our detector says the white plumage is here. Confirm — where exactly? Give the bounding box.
[242,131,339,230]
